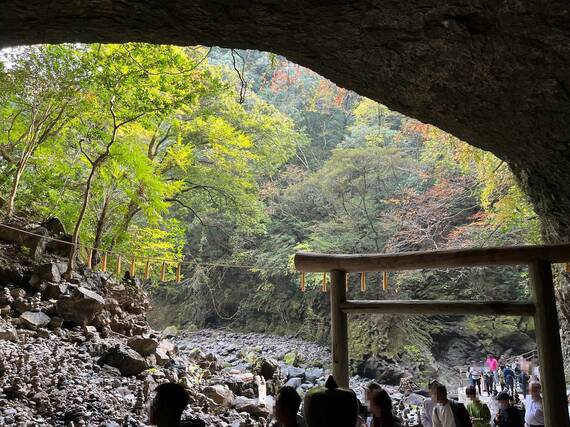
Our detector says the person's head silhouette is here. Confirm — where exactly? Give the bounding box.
[149,382,189,427]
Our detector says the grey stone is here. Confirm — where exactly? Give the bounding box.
[233,396,270,418]
[0,323,17,341]
[29,263,61,289]
[127,336,159,357]
[56,286,104,326]
[203,384,234,407]
[285,377,302,389]
[287,366,305,380]
[43,282,68,300]
[19,311,51,329]
[97,345,148,376]
[305,367,324,383]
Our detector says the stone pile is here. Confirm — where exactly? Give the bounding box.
[0,228,283,426]
[0,222,423,426]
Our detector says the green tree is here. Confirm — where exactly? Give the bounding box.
[0,45,83,217]
[63,43,211,275]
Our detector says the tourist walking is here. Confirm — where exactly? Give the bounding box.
[493,392,523,427]
[468,362,482,396]
[432,384,472,427]
[503,366,515,395]
[486,354,499,392]
[421,380,439,427]
[523,382,544,427]
[484,370,494,396]
[369,389,402,427]
[465,386,491,427]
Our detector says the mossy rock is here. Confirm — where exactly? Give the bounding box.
[284,351,298,366]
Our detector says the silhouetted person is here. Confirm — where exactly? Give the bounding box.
[493,392,523,427]
[273,386,305,427]
[149,383,190,427]
[432,384,472,427]
[369,389,401,427]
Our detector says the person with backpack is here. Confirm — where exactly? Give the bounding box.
[503,366,515,395]
[432,384,472,427]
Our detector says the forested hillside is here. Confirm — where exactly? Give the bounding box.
[0,45,541,385]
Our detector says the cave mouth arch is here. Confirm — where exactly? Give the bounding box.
[1,1,569,239]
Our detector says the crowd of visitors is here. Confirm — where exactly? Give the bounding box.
[146,353,550,427]
[469,355,531,399]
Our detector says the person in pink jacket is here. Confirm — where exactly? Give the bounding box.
[486,354,499,392]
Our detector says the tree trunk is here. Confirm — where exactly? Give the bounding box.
[64,159,101,277]
[91,190,112,266]
[5,149,32,218]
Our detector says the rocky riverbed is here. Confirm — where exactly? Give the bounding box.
[0,221,424,426]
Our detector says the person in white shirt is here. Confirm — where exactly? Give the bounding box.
[524,382,544,427]
[421,380,439,427]
[432,384,472,427]
[468,362,482,396]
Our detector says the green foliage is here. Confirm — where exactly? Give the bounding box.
[0,44,300,265]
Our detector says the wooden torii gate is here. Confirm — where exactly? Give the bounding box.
[295,243,570,427]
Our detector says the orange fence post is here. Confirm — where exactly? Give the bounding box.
[383,271,388,290]
[101,252,107,272]
[360,272,367,292]
[176,263,181,283]
[130,256,136,277]
[322,272,327,292]
[160,261,166,282]
[116,256,122,275]
[144,259,150,280]
[300,272,306,292]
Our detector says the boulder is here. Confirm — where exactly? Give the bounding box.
[233,396,270,418]
[42,217,66,235]
[56,286,104,326]
[154,348,170,366]
[287,366,306,380]
[10,288,26,299]
[285,377,303,389]
[305,367,324,383]
[203,385,235,407]
[0,305,11,316]
[97,345,148,376]
[19,311,51,329]
[161,325,178,339]
[127,336,159,357]
[29,263,61,289]
[0,323,18,341]
[0,224,48,259]
[13,297,30,314]
[42,282,68,300]
[49,316,64,329]
[254,357,279,381]
[157,339,177,356]
[0,288,13,306]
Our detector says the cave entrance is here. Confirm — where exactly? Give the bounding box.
[296,243,570,426]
